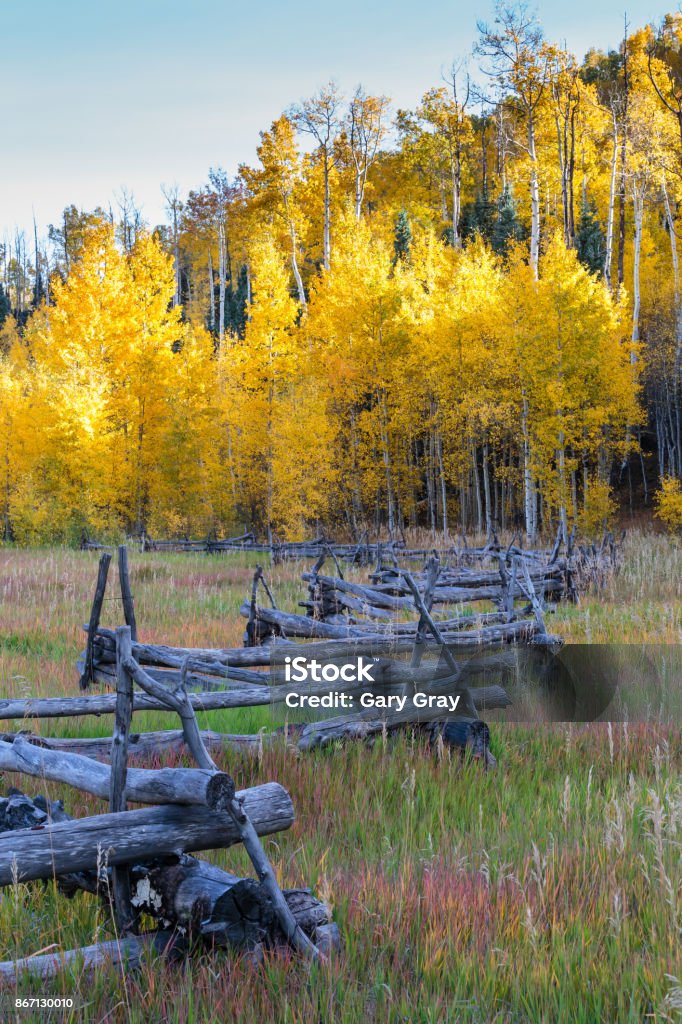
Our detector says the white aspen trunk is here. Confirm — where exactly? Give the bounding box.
[528,117,540,279]
[482,442,492,534]
[557,433,568,546]
[663,182,682,475]
[571,467,578,519]
[289,220,306,308]
[380,393,395,534]
[218,221,226,342]
[354,168,364,221]
[349,407,364,526]
[604,119,618,287]
[522,395,536,542]
[663,183,682,364]
[470,441,483,536]
[451,160,461,248]
[439,179,448,222]
[427,433,437,533]
[44,248,50,307]
[436,428,448,537]
[323,158,331,271]
[631,188,643,346]
[207,250,215,334]
[173,205,180,307]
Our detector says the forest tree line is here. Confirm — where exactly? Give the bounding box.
[2,4,682,543]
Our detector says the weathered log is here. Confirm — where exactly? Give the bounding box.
[404,556,440,700]
[425,717,494,763]
[297,684,512,750]
[0,790,101,897]
[0,931,180,983]
[517,556,548,634]
[131,862,338,953]
[111,626,135,932]
[132,856,273,944]
[92,629,280,668]
[82,658,265,691]
[118,546,138,641]
[79,552,111,690]
[125,656,322,963]
[0,735,237,808]
[297,605,519,634]
[0,792,335,957]
[0,730,267,760]
[0,782,294,887]
[302,573,415,612]
[0,683,288,721]
[309,590,397,621]
[239,601,550,646]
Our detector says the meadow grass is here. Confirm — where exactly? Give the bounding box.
[0,535,679,1023]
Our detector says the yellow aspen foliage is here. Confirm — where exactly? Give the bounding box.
[655,477,682,532]
[12,225,214,541]
[217,235,301,533]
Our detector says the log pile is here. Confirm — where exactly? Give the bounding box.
[0,622,336,981]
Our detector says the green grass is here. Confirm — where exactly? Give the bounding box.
[0,537,680,1023]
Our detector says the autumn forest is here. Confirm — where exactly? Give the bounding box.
[2,6,682,544]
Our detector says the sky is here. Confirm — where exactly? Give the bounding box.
[1,0,671,239]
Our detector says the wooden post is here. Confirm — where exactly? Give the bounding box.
[110,626,135,934]
[118,546,138,641]
[396,569,479,718]
[516,556,548,635]
[404,556,440,699]
[79,552,112,690]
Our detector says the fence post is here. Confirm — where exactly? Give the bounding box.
[79,552,111,690]
[110,625,135,934]
[118,545,138,641]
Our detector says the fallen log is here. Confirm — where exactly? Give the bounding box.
[0,786,337,978]
[297,684,512,750]
[0,735,236,809]
[131,860,338,953]
[0,730,267,760]
[0,885,340,982]
[240,601,551,645]
[0,782,294,886]
[425,718,493,761]
[0,931,180,983]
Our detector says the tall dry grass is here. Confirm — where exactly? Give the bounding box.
[0,533,679,1022]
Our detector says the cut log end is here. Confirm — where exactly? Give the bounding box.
[205,772,236,812]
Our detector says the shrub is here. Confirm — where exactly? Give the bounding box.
[655,476,682,532]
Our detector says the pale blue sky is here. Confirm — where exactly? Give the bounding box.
[1,0,671,237]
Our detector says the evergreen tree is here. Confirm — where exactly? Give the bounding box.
[575,199,605,275]
[492,187,524,256]
[393,209,412,263]
[0,284,9,328]
[461,191,496,244]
